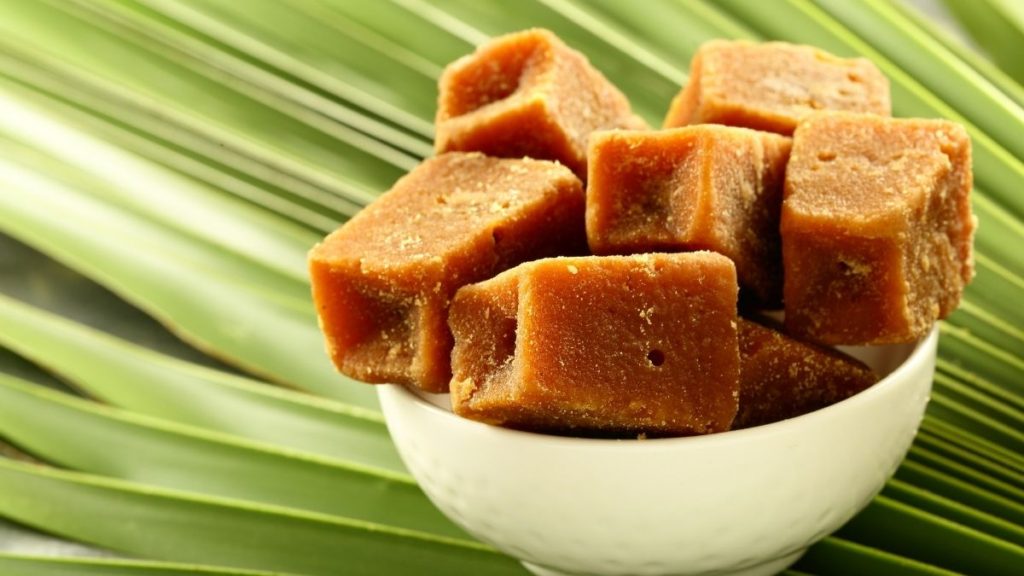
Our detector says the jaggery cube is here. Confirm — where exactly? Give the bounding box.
[436,28,647,178]
[734,318,878,429]
[587,126,791,304]
[782,112,974,345]
[664,40,890,136]
[310,152,585,392]
[449,252,741,436]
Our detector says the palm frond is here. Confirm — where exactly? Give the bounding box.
[940,0,1024,86]
[0,0,1021,574]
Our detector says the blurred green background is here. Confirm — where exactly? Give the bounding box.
[0,0,1020,574]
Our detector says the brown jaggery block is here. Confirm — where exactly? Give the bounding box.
[734,318,878,429]
[435,28,647,179]
[309,152,586,392]
[782,112,975,345]
[586,126,791,305]
[449,252,740,436]
[664,40,890,136]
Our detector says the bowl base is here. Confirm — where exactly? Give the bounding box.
[521,549,805,576]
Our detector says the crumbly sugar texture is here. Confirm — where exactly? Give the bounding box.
[664,40,890,136]
[309,152,586,392]
[782,112,975,345]
[734,318,878,429]
[586,126,791,305]
[436,28,647,179]
[449,252,740,437]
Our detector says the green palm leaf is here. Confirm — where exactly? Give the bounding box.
[0,373,460,538]
[941,0,1024,86]
[894,1,1024,110]
[0,0,1021,574]
[0,556,289,576]
[0,294,402,471]
[0,460,522,576]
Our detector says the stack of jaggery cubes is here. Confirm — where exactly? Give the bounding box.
[310,30,975,437]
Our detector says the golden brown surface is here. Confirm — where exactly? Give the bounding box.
[734,318,878,429]
[586,126,791,305]
[309,152,585,392]
[664,40,890,136]
[449,252,740,436]
[436,28,647,179]
[782,112,975,344]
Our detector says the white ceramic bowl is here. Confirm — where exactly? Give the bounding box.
[378,327,938,576]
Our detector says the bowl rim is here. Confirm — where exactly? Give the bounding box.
[379,326,938,451]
